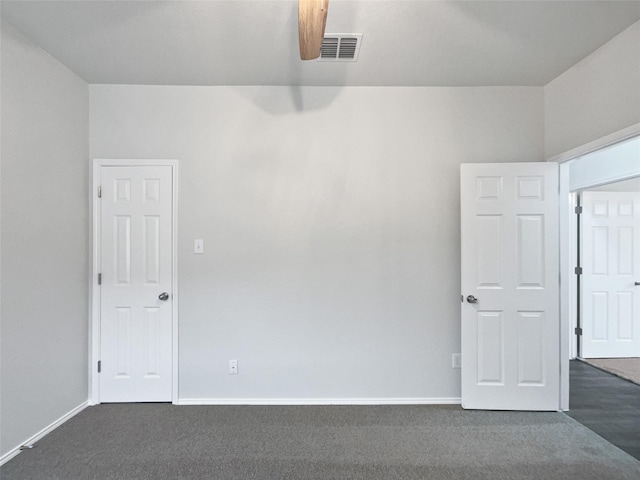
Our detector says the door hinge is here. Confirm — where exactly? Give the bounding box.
[574,205,583,214]
[575,327,583,336]
[98,186,102,198]
[97,360,101,373]
[574,266,583,275]
[98,273,102,285]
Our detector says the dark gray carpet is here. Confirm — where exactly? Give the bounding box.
[2,404,640,480]
[567,359,640,460]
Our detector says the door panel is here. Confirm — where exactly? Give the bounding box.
[461,163,559,411]
[100,165,173,402]
[517,311,544,385]
[477,311,504,385]
[581,191,640,358]
[476,216,503,287]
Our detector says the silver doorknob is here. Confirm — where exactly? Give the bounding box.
[466,295,478,304]
[635,282,640,286]
[158,292,169,301]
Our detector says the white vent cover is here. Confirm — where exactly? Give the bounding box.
[318,34,362,62]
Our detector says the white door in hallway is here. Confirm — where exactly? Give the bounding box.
[99,165,174,402]
[461,163,559,411]
[581,191,640,359]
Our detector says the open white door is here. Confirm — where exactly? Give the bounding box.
[461,163,559,411]
[581,191,640,358]
[98,165,174,402]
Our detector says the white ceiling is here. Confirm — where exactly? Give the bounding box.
[2,0,640,87]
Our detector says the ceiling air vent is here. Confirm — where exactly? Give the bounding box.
[319,34,362,62]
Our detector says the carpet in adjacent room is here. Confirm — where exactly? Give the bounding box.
[582,357,640,386]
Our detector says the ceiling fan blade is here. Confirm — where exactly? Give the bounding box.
[299,0,329,60]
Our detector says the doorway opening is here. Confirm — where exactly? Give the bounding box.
[575,176,640,382]
[558,131,640,409]
[559,136,640,459]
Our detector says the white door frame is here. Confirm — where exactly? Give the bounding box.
[90,159,179,405]
[552,123,640,411]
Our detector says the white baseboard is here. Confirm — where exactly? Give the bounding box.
[176,397,462,406]
[0,401,89,467]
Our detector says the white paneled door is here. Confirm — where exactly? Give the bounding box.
[99,165,173,402]
[461,163,559,411]
[581,191,640,359]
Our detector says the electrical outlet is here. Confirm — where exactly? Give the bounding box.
[229,359,238,375]
[452,353,462,369]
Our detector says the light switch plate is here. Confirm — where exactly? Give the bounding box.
[194,239,204,254]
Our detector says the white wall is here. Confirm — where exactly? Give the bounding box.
[590,176,640,192]
[1,22,89,457]
[569,136,640,191]
[548,22,640,404]
[545,20,640,158]
[91,85,543,401]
